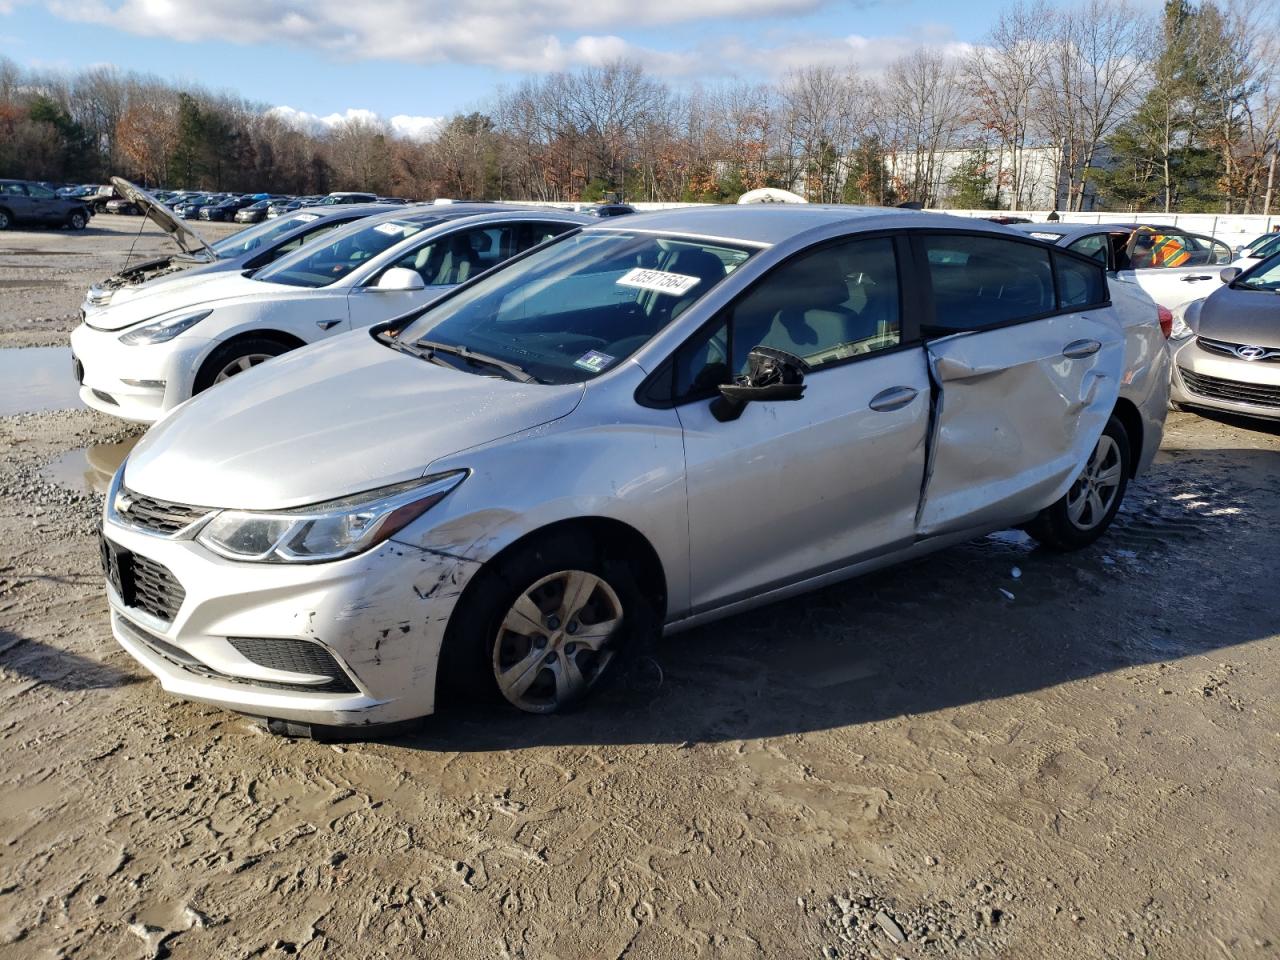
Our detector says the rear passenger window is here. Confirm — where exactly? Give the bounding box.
[921,235,1054,336]
[1054,253,1107,308]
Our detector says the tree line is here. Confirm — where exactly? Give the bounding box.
[1,0,1276,213]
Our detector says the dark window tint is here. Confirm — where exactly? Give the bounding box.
[521,220,577,250]
[922,234,1053,336]
[1054,253,1107,308]
[670,236,902,401]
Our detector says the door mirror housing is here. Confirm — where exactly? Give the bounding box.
[711,346,809,422]
[374,267,426,292]
[1220,266,1242,284]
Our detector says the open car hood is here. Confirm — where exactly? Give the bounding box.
[111,177,216,262]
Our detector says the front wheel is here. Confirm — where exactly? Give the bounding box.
[1025,415,1130,551]
[68,211,87,230]
[192,338,291,394]
[439,532,655,714]
[0,209,11,231]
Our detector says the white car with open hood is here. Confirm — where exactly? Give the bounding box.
[70,205,587,423]
[99,206,1170,736]
[82,177,394,314]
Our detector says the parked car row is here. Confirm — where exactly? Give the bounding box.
[79,182,1180,738]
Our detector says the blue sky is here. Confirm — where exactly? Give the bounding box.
[1,0,1010,129]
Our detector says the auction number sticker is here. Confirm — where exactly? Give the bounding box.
[375,222,412,236]
[296,213,320,222]
[616,267,701,296]
[574,350,616,373]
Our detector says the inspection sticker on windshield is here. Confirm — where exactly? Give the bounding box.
[616,267,701,296]
[574,350,616,373]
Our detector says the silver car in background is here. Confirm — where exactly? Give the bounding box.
[1169,252,1280,419]
[100,206,1168,735]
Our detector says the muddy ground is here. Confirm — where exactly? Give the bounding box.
[1,217,1278,959]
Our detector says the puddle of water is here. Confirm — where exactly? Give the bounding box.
[43,437,139,495]
[0,347,81,416]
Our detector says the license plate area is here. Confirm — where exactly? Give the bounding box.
[99,530,135,606]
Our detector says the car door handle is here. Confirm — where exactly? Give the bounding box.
[868,386,919,412]
[1180,275,1213,282]
[316,319,342,331]
[1062,339,1101,359]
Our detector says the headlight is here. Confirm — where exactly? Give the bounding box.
[1169,301,1198,341]
[196,471,467,563]
[118,309,212,345]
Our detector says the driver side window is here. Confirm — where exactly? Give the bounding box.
[671,236,902,402]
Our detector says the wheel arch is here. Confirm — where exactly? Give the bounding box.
[1110,396,1144,477]
[460,515,669,623]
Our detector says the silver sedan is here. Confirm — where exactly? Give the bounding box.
[1170,252,1280,419]
[100,206,1169,734]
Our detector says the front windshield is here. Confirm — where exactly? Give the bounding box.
[1237,254,1280,291]
[396,231,755,384]
[210,211,331,258]
[1249,233,1280,259]
[255,217,434,287]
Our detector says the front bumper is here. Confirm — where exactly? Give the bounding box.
[70,322,215,424]
[102,513,466,726]
[1169,338,1280,420]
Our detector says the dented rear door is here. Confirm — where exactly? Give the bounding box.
[913,233,1125,538]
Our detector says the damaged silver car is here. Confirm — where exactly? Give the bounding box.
[100,206,1169,734]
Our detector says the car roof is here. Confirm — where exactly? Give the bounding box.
[1010,222,1184,241]
[581,204,1021,247]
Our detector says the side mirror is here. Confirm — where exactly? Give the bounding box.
[374,267,426,292]
[710,346,809,423]
[1220,266,1242,284]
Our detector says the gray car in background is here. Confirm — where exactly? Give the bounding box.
[83,179,397,313]
[1169,252,1280,420]
[100,206,1168,733]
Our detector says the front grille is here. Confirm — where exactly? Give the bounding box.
[228,638,359,693]
[1180,368,1280,408]
[118,619,359,695]
[130,553,185,622]
[1196,336,1280,362]
[119,487,211,535]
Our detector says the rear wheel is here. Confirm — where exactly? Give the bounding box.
[192,338,292,394]
[1025,415,1130,551]
[439,532,655,714]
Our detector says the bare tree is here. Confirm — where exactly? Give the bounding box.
[967,1,1055,208]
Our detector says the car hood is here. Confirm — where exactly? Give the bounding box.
[84,272,283,331]
[124,331,586,510]
[112,177,216,261]
[1195,286,1280,346]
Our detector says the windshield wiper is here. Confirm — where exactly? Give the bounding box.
[378,333,459,371]
[414,339,540,384]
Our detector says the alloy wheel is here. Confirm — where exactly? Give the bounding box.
[1065,434,1122,531]
[491,569,624,713]
[213,353,275,383]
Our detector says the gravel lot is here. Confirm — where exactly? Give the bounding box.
[1,216,1278,959]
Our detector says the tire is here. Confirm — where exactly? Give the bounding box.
[1025,415,1130,552]
[438,530,656,714]
[192,337,292,394]
[0,209,11,231]
[68,211,87,230]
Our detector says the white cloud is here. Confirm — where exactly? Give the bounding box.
[40,0,872,72]
[268,105,443,140]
